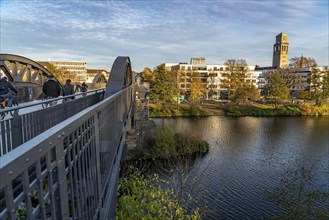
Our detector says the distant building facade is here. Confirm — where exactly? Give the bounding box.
[38,60,87,83]
[160,58,261,100]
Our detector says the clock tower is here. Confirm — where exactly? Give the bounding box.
[272,32,289,68]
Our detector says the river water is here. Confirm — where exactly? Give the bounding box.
[152,116,329,220]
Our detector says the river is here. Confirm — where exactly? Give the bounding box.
[152,116,329,220]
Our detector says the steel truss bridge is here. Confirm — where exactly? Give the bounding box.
[0,54,135,220]
[0,54,108,102]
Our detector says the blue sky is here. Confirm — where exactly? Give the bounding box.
[1,0,328,72]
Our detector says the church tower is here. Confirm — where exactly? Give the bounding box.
[272,32,289,68]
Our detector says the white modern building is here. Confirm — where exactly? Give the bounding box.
[159,58,262,100]
[38,60,88,83]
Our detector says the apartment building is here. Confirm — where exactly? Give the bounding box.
[160,58,262,100]
[38,60,87,83]
[258,66,328,97]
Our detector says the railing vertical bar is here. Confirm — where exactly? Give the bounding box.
[79,135,87,220]
[46,150,57,220]
[0,122,5,156]
[85,131,92,220]
[35,157,47,219]
[21,115,26,143]
[94,113,102,216]
[56,140,70,220]
[22,169,33,219]
[31,112,36,139]
[27,114,32,141]
[82,143,89,220]
[67,137,76,220]
[72,133,82,219]
[4,184,16,220]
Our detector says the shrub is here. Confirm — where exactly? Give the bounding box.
[190,105,201,116]
[116,167,202,219]
[128,126,209,160]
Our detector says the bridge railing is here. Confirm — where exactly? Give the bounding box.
[0,89,105,156]
[0,85,134,220]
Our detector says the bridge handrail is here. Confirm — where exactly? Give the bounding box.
[0,89,105,156]
[0,85,134,220]
[0,88,105,114]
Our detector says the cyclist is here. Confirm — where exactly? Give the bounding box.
[42,75,62,98]
[0,76,19,107]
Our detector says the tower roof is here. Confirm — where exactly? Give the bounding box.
[277,32,287,37]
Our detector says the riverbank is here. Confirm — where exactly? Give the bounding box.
[149,102,329,117]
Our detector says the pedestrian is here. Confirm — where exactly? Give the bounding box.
[81,82,88,97]
[63,79,75,99]
[81,82,88,92]
[42,75,61,98]
[75,83,81,93]
[0,76,19,107]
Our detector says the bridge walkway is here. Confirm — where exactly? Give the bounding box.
[0,56,134,220]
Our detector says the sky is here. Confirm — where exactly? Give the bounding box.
[0,0,328,72]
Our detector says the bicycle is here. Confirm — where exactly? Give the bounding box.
[0,96,19,120]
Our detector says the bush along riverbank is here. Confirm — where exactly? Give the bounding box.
[149,103,329,117]
[126,126,209,161]
[149,104,210,117]
[117,127,210,219]
[224,103,329,117]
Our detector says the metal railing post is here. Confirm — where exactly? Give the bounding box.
[56,142,70,220]
[11,111,23,147]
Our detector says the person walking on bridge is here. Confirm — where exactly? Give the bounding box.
[42,75,61,98]
[63,79,75,99]
[0,76,19,107]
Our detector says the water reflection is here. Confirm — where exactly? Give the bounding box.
[152,116,329,219]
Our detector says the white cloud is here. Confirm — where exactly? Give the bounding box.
[1,0,328,71]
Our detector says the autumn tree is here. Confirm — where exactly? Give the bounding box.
[62,68,79,83]
[289,56,318,68]
[141,67,155,83]
[150,65,178,105]
[278,56,318,90]
[45,63,64,84]
[189,72,207,104]
[230,84,260,106]
[221,59,248,92]
[221,59,259,105]
[263,72,290,105]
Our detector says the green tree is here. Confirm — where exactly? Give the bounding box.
[322,70,329,100]
[309,68,329,106]
[150,65,178,105]
[263,72,290,105]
